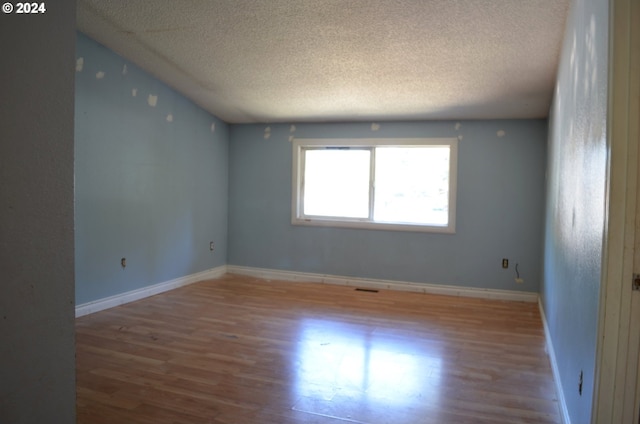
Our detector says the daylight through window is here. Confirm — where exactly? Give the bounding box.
[292,138,458,233]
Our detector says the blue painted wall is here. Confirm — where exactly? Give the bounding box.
[228,120,546,292]
[541,0,608,421]
[75,33,228,305]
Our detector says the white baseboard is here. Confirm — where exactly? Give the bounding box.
[226,265,539,303]
[538,298,571,424]
[76,264,538,317]
[75,265,227,317]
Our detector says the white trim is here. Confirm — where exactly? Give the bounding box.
[593,0,640,422]
[226,265,538,303]
[539,299,572,424]
[75,265,227,317]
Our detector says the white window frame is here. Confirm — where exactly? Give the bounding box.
[291,138,458,233]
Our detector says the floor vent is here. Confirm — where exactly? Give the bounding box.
[355,288,379,293]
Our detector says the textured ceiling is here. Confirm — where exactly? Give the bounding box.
[77,0,570,124]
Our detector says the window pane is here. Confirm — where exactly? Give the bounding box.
[304,149,370,218]
[374,147,450,225]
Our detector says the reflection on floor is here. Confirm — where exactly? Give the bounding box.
[293,318,443,422]
[76,274,560,424]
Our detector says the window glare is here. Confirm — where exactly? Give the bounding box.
[303,149,370,218]
[374,147,450,225]
[292,138,457,234]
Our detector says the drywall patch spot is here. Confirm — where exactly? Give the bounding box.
[264,126,272,139]
[455,122,462,131]
[371,123,381,131]
[289,135,295,142]
[96,71,105,79]
[132,88,137,97]
[458,135,464,141]
[166,114,173,122]
[497,130,506,137]
[210,123,216,133]
[148,94,158,107]
[76,57,84,72]
[290,125,296,133]
[122,64,128,75]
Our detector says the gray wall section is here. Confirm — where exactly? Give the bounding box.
[229,120,546,292]
[75,33,229,305]
[541,0,608,422]
[0,2,77,423]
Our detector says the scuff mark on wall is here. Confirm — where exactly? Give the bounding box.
[148,94,158,107]
[122,64,128,75]
[455,122,462,130]
[497,130,506,137]
[132,88,137,97]
[76,57,84,72]
[458,135,464,141]
[371,123,381,131]
[166,114,173,122]
[211,123,216,133]
[96,71,105,79]
[264,126,271,139]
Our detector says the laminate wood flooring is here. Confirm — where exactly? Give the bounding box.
[76,274,561,424]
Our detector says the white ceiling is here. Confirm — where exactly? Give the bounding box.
[77,0,570,124]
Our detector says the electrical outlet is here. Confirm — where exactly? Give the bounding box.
[502,258,509,268]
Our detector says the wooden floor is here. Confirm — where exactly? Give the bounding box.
[76,274,560,424]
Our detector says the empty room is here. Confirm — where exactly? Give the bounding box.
[2,0,640,424]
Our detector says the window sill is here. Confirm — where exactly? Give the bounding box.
[291,217,456,234]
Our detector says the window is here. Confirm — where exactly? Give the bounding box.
[292,138,458,233]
